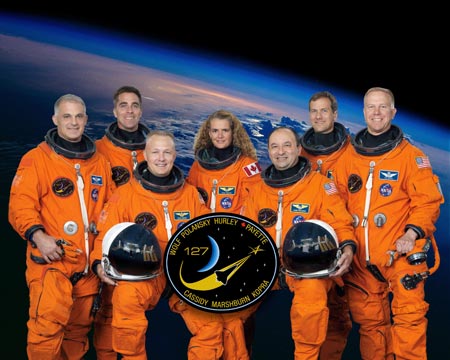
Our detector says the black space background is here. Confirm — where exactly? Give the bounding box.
[1,6,447,127]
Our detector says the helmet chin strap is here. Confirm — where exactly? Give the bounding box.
[75,163,90,275]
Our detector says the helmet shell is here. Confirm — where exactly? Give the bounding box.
[282,219,340,278]
[102,222,162,281]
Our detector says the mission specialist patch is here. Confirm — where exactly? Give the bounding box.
[164,212,279,313]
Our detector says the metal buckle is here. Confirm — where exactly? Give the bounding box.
[400,271,429,290]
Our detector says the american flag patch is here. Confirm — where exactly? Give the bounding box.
[243,162,262,177]
[416,156,431,169]
[324,182,338,195]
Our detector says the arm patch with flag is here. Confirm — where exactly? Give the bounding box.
[324,182,338,195]
[415,156,431,169]
[243,162,262,177]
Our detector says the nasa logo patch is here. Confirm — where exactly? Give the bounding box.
[220,197,232,209]
[379,183,393,197]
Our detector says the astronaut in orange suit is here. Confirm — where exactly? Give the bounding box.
[333,87,444,360]
[8,94,115,360]
[300,91,353,360]
[91,130,209,360]
[96,85,150,187]
[172,110,262,359]
[93,85,151,359]
[242,126,356,360]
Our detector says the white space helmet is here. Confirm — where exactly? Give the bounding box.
[282,219,341,279]
[102,222,162,281]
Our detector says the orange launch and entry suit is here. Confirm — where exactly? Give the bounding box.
[93,121,150,359]
[91,162,208,360]
[173,146,262,360]
[300,122,353,360]
[241,156,356,360]
[8,128,115,360]
[334,125,444,360]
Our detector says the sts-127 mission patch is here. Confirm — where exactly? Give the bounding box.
[164,212,279,313]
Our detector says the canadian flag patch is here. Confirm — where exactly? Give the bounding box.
[243,162,262,177]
